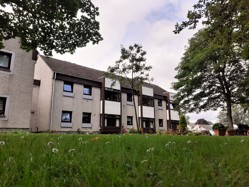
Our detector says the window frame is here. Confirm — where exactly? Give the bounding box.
[142,97,154,107]
[61,111,72,123]
[0,97,7,117]
[0,50,14,72]
[63,81,74,93]
[127,116,133,126]
[158,99,162,107]
[105,90,121,102]
[127,93,133,102]
[83,85,92,96]
[82,112,91,124]
[159,119,163,127]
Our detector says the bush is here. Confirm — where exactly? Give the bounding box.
[212,123,226,130]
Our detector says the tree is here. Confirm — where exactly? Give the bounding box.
[218,104,249,125]
[107,44,152,132]
[0,0,103,55]
[174,0,249,60]
[172,29,246,129]
[173,0,249,127]
[179,114,187,132]
[195,118,209,125]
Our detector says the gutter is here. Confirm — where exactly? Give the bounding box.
[49,72,56,131]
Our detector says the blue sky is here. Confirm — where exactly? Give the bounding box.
[52,0,219,123]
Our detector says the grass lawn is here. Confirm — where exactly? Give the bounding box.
[0,133,249,186]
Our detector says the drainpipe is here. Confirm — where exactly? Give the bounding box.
[50,72,56,131]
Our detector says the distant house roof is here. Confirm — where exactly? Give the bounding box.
[40,55,168,97]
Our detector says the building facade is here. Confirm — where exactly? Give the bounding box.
[0,39,37,130]
[31,55,179,133]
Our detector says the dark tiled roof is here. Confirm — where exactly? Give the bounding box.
[40,55,104,82]
[40,55,168,96]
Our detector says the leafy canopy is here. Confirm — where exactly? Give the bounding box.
[0,0,103,55]
[172,29,246,116]
[174,0,249,60]
[107,44,152,91]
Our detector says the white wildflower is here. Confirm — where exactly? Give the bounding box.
[146,147,154,153]
[105,141,110,144]
[47,142,54,146]
[0,141,5,145]
[52,148,59,153]
[20,136,24,139]
[241,139,245,143]
[141,160,148,163]
[68,149,75,153]
[79,137,82,141]
[187,140,192,144]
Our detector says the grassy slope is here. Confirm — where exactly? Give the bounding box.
[0,133,249,187]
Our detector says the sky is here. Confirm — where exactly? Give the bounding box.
[52,0,219,123]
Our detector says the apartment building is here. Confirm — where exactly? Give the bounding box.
[32,55,179,133]
[0,39,37,130]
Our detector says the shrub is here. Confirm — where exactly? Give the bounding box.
[179,115,187,132]
[212,123,226,130]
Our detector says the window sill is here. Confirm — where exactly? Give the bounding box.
[83,95,93,100]
[63,92,75,98]
[158,106,163,110]
[82,123,92,128]
[127,102,133,106]
[0,115,8,120]
[127,125,133,128]
[61,122,72,128]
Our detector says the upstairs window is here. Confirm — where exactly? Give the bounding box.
[127,93,133,102]
[158,99,162,107]
[105,90,121,102]
[142,97,154,107]
[63,81,73,93]
[82,113,91,123]
[83,85,92,95]
[61,111,72,123]
[127,116,133,126]
[0,97,7,117]
[0,51,12,71]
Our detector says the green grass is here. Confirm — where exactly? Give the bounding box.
[0,133,249,186]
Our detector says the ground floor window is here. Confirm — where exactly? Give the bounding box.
[61,111,72,123]
[105,115,120,127]
[0,97,7,117]
[143,118,154,128]
[82,113,91,123]
[127,116,133,126]
[159,119,163,127]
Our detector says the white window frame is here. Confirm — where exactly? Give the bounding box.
[0,50,15,74]
[0,95,10,120]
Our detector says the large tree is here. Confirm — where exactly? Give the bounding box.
[172,29,246,129]
[174,0,249,60]
[0,0,102,55]
[107,44,152,132]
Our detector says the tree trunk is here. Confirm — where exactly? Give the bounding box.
[132,92,140,132]
[226,100,233,129]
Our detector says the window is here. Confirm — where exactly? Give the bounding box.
[83,85,92,95]
[143,118,154,128]
[61,111,72,123]
[127,116,133,126]
[158,99,162,107]
[105,115,120,127]
[170,103,175,110]
[159,119,163,127]
[105,90,121,102]
[0,97,7,117]
[127,93,132,102]
[63,81,73,92]
[0,51,11,71]
[82,113,91,123]
[142,97,154,107]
